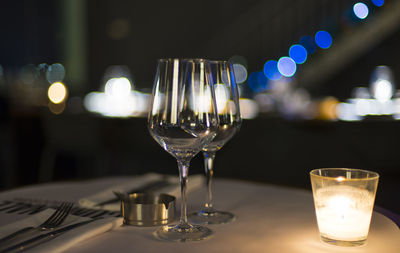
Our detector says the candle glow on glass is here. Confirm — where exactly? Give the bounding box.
[311,168,379,246]
[314,185,374,242]
[336,176,345,182]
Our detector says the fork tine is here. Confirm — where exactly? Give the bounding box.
[41,202,67,227]
[48,203,74,228]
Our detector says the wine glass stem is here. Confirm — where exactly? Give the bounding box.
[203,151,216,212]
[178,160,190,224]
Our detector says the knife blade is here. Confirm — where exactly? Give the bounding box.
[0,219,96,253]
[94,179,174,207]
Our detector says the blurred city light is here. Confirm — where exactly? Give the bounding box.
[352,87,371,99]
[254,93,274,113]
[84,90,150,117]
[371,79,393,102]
[370,66,394,102]
[371,0,384,7]
[263,60,281,80]
[239,98,259,119]
[46,63,65,84]
[48,82,68,104]
[277,57,296,77]
[104,77,132,98]
[19,64,38,85]
[248,71,268,93]
[354,98,372,116]
[233,64,248,84]
[214,83,229,114]
[315,30,332,49]
[300,35,317,54]
[229,55,248,68]
[337,103,362,121]
[318,97,339,120]
[289,44,308,64]
[353,3,369,19]
[48,101,66,115]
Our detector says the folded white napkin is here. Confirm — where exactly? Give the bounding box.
[78,173,204,211]
[0,209,123,253]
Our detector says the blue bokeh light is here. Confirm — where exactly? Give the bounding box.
[248,71,268,93]
[277,57,296,77]
[300,36,317,55]
[263,60,282,80]
[289,44,308,64]
[353,2,369,19]
[371,0,384,7]
[315,30,332,49]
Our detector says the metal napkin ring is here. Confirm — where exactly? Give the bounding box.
[119,192,176,226]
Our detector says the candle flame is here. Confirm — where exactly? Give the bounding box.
[336,176,345,182]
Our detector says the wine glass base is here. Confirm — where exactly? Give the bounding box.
[189,210,236,225]
[153,223,213,242]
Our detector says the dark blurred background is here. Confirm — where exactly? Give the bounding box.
[0,0,399,213]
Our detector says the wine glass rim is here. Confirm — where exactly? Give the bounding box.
[157,58,208,63]
[207,59,230,64]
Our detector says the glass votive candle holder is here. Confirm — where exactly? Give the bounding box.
[310,168,379,246]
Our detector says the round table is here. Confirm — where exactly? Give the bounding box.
[0,177,399,253]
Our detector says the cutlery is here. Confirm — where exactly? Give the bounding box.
[0,202,73,246]
[94,179,174,207]
[0,200,120,219]
[0,219,96,253]
[0,201,12,208]
[0,204,24,212]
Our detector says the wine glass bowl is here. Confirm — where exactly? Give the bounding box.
[148,58,218,241]
[190,60,242,225]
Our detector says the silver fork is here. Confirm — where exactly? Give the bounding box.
[0,202,74,245]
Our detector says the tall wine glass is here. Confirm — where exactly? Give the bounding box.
[148,58,219,242]
[189,60,241,224]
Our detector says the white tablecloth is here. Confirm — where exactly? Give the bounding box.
[0,177,399,253]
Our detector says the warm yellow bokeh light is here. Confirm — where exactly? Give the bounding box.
[48,101,66,115]
[318,97,339,120]
[48,82,67,104]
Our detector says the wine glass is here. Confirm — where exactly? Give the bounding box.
[189,60,241,224]
[148,58,219,242]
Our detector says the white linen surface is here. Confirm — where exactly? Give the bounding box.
[78,173,204,211]
[0,209,123,253]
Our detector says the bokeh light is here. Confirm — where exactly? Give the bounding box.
[289,44,307,64]
[48,101,66,115]
[46,63,65,83]
[263,60,281,80]
[248,71,268,93]
[277,57,296,77]
[48,82,68,104]
[239,98,259,119]
[352,87,370,99]
[315,30,333,49]
[214,84,229,114]
[318,97,339,120]
[354,98,372,116]
[371,79,393,102]
[353,2,369,19]
[233,64,248,84]
[104,77,132,98]
[337,103,362,121]
[229,55,248,68]
[300,35,317,54]
[371,0,384,7]
[84,90,151,117]
[19,64,38,85]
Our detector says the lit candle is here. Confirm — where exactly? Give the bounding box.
[310,168,379,246]
[314,185,374,242]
